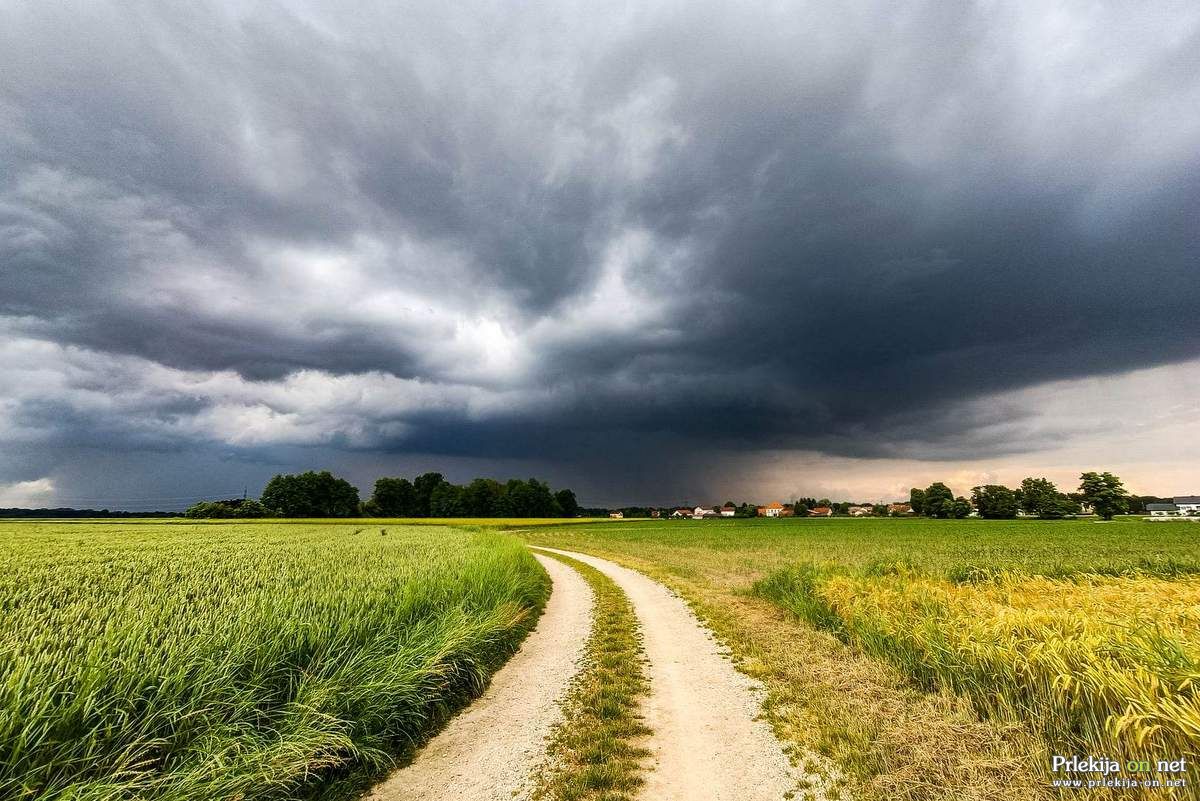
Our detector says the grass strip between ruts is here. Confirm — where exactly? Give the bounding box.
[532,550,651,801]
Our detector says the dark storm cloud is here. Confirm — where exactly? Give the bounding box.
[2,0,1200,501]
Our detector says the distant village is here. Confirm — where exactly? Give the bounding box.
[607,500,913,520]
[603,486,1200,521]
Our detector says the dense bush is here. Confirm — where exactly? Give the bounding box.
[184,499,273,519]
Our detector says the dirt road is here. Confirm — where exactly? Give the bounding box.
[363,553,592,801]
[533,546,810,801]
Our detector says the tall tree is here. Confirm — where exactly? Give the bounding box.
[554,488,580,518]
[412,472,446,517]
[1018,477,1058,517]
[367,477,418,517]
[463,478,505,517]
[261,471,360,518]
[923,482,954,518]
[952,496,973,519]
[429,482,465,517]
[971,485,1018,519]
[500,479,561,517]
[523,478,561,517]
[1040,495,1081,519]
[1017,477,1080,518]
[909,487,927,515]
[1078,472,1129,520]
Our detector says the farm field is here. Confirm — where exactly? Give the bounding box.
[6,515,1199,801]
[0,521,548,801]
[523,517,1200,800]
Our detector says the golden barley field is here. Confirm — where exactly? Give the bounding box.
[758,570,1200,776]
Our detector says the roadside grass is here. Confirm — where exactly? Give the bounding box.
[0,522,549,801]
[688,584,1047,801]
[532,550,650,801]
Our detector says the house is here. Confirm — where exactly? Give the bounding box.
[887,503,913,516]
[693,506,717,519]
[847,505,872,517]
[1174,496,1200,515]
[671,507,691,518]
[720,505,736,517]
[650,509,661,518]
[608,511,624,519]
[760,502,785,517]
[1146,503,1180,517]
[809,506,833,517]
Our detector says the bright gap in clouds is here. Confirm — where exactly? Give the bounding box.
[0,478,56,506]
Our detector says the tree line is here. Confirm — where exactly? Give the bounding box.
[185,470,581,519]
[909,471,1131,520]
[0,507,177,518]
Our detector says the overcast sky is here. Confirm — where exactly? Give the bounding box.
[2,1,1198,509]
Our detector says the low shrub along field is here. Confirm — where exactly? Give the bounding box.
[0,522,549,801]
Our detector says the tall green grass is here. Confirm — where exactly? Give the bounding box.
[0,522,549,800]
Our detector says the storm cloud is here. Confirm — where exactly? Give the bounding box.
[2,0,1198,505]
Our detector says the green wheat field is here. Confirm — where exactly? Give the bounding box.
[0,522,547,801]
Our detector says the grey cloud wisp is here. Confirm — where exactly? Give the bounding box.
[2,1,1199,502]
